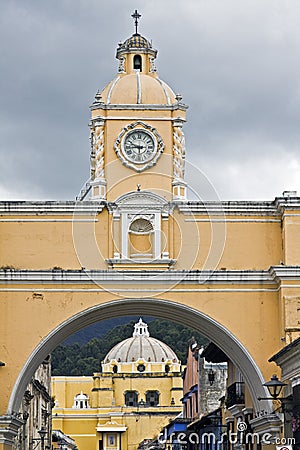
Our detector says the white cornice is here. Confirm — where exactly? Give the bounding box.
[177,201,279,216]
[91,116,186,122]
[1,267,300,286]
[0,201,105,215]
[269,266,300,281]
[1,198,300,216]
[0,268,283,285]
[90,103,188,111]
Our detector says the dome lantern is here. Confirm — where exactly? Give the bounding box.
[116,10,157,75]
[133,318,150,337]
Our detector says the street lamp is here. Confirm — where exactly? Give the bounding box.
[208,368,215,386]
[258,374,287,401]
[263,375,287,399]
[37,427,47,450]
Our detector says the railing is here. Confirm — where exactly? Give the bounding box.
[76,182,92,201]
[226,382,245,407]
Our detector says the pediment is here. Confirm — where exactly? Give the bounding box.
[114,191,169,211]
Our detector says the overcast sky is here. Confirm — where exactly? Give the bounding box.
[1,0,300,201]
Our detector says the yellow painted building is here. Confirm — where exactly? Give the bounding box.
[1,12,300,450]
[52,319,183,450]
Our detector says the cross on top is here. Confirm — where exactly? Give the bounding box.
[131,9,141,35]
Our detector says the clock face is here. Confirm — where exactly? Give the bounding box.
[114,122,164,172]
[122,129,157,164]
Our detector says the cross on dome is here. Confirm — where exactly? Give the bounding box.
[131,9,141,35]
[133,318,150,337]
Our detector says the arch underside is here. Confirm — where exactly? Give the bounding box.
[8,298,272,415]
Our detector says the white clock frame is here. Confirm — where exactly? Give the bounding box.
[114,121,164,172]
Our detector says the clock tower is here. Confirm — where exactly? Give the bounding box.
[89,11,188,202]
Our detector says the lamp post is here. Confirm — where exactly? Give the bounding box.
[258,374,287,401]
[263,375,287,399]
[258,375,293,440]
[37,427,47,450]
[208,368,215,386]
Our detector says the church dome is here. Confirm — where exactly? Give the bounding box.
[104,318,180,364]
[100,73,177,105]
[119,33,152,51]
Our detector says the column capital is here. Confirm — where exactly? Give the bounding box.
[0,415,23,447]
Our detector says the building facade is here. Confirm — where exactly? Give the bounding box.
[51,319,183,450]
[12,358,53,450]
[182,341,227,421]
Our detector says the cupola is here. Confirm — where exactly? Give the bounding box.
[101,319,181,374]
[116,10,157,75]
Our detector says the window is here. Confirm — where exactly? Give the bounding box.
[146,390,159,406]
[124,391,138,406]
[133,55,142,71]
[137,363,145,372]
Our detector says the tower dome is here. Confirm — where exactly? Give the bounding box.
[102,319,180,373]
[94,14,179,106]
[117,33,152,52]
[99,73,177,106]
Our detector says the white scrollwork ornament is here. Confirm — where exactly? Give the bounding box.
[149,57,157,73]
[93,125,105,179]
[173,126,186,180]
[118,56,125,73]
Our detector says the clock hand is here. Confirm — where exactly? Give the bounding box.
[132,143,145,152]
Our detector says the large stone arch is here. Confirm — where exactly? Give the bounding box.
[8,297,272,415]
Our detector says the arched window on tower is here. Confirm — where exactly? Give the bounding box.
[133,55,142,71]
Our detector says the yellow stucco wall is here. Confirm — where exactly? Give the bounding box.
[0,207,287,270]
[51,370,183,450]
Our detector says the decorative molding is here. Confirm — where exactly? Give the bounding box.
[94,126,105,179]
[156,78,171,105]
[1,198,300,216]
[173,123,186,181]
[176,201,281,216]
[0,201,105,215]
[0,268,288,285]
[118,56,125,73]
[0,219,98,222]
[269,266,300,281]
[115,191,169,209]
[91,116,186,121]
[0,415,23,445]
[136,71,141,104]
[106,76,120,104]
[149,57,157,73]
[249,414,281,439]
[269,338,300,381]
[90,103,188,111]
[106,258,176,270]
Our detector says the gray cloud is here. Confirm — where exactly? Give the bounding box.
[1,0,300,200]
